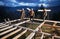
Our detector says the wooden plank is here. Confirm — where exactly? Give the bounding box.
[13,29,27,39]
[52,36,54,39]
[15,20,30,26]
[45,20,60,23]
[0,25,8,29]
[42,32,51,35]
[35,21,45,31]
[1,28,22,39]
[53,22,57,26]
[1,18,27,24]
[40,33,44,39]
[19,26,34,31]
[0,27,17,36]
[0,24,6,26]
[38,10,51,11]
[34,18,60,23]
[26,32,35,39]
[43,24,60,28]
[54,36,60,38]
[0,26,13,31]
[26,22,45,39]
[4,19,21,24]
[0,20,29,28]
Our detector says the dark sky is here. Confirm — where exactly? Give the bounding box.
[0,0,60,7]
[0,0,60,21]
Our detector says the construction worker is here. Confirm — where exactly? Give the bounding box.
[17,8,25,20]
[27,8,35,21]
[43,9,47,21]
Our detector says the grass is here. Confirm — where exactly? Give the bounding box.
[19,22,39,30]
[41,24,55,34]
[41,24,60,36]
[18,30,32,39]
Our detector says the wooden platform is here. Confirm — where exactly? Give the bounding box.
[0,18,60,39]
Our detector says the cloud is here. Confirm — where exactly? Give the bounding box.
[19,2,37,6]
[17,0,39,3]
[0,0,37,7]
[39,0,51,2]
[0,0,59,7]
[0,1,48,7]
[0,0,19,7]
[7,0,17,3]
[0,1,4,5]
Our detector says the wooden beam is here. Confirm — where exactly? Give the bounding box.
[1,28,22,39]
[38,9,51,12]
[13,29,27,39]
[40,33,44,39]
[54,36,60,38]
[0,26,13,31]
[26,32,35,39]
[15,20,30,26]
[0,27,17,36]
[0,25,8,28]
[26,21,45,39]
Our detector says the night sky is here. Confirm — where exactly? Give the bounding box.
[0,0,60,7]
